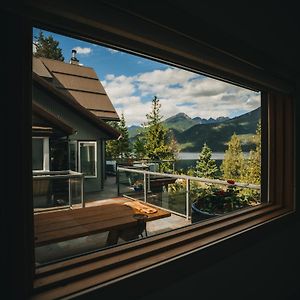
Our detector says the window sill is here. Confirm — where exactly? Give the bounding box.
[31,203,293,299]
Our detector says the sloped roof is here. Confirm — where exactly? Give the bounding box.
[32,57,119,121]
[32,72,120,139]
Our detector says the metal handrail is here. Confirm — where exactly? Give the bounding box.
[32,170,83,179]
[117,166,261,220]
[33,170,85,208]
[117,167,260,190]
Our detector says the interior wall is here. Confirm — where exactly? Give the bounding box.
[1,9,34,299]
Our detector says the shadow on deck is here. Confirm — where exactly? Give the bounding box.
[35,176,190,266]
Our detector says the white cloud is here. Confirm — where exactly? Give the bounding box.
[102,67,261,126]
[138,68,198,85]
[73,46,92,55]
[105,74,115,80]
[103,75,136,99]
[115,97,152,125]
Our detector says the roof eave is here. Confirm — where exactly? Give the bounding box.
[32,73,121,139]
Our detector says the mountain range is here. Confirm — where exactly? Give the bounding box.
[164,113,231,132]
[128,107,261,152]
[128,113,231,137]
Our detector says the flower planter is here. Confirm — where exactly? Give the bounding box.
[191,202,222,223]
[190,181,251,223]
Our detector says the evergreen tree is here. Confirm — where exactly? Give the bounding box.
[33,31,64,61]
[221,133,244,180]
[133,135,146,159]
[106,113,131,160]
[195,143,218,178]
[242,120,261,184]
[142,96,178,171]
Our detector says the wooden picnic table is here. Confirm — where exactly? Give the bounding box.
[34,198,171,247]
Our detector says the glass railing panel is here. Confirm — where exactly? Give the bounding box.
[146,174,187,216]
[70,177,83,205]
[118,168,144,200]
[33,171,84,210]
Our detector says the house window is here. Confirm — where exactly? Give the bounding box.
[32,137,49,171]
[78,141,97,177]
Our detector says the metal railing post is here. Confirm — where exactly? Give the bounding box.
[81,175,85,208]
[186,178,190,220]
[147,171,151,192]
[144,172,147,203]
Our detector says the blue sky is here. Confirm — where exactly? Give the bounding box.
[33,27,260,126]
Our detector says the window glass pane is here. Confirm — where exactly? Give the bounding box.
[32,138,44,170]
[80,142,96,176]
[50,140,68,170]
[69,142,77,171]
[32,27,262,267]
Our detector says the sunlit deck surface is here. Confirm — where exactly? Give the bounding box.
[35,176,190,265]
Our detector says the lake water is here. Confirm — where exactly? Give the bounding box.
[106,152,250,173]
[178,152,250,160]
[175,152,250,171]
[178,152,224,160]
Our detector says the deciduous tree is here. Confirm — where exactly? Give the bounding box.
[221,133,244,180]
[242,120,261,184]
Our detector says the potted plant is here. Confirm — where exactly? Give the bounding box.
[132,180,144,192]
[191,180,257,223]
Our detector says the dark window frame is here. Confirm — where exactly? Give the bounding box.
[4,5,294,299]
[30,31,294,300]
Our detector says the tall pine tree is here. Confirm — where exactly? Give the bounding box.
[133,135,146,159]
[221,133,244,181]
[142,96,178,171]
[195,143,218,178]
[106,113,131,160]
[33,31,64,61]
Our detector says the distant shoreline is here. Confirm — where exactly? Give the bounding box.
[178,152,250,160]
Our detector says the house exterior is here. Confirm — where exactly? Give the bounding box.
[32,55,120,194]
